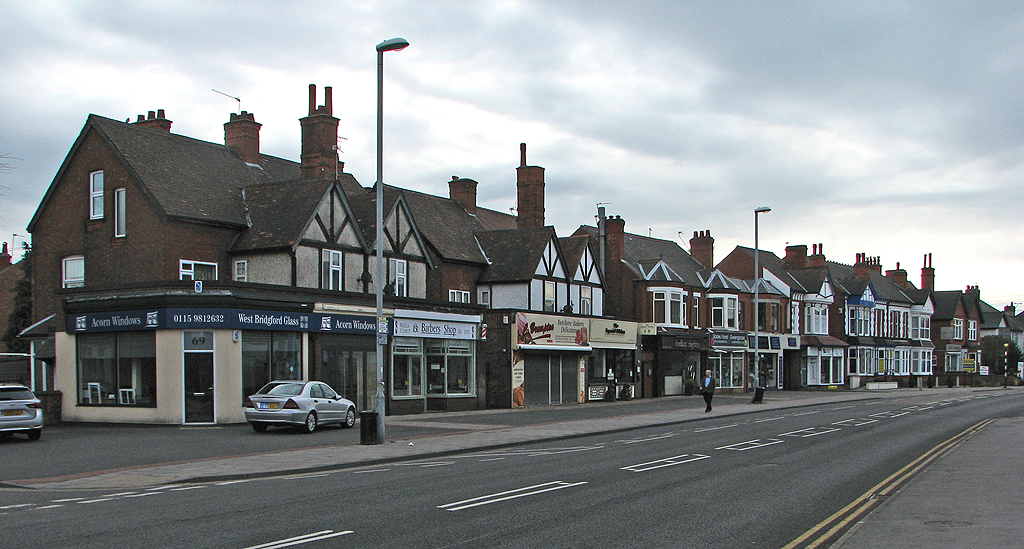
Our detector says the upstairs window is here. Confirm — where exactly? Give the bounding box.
[89,171,104,219]
[580,286,593,316]
[234,260,248,282]
[710,295,738,329]
[479,288,491,308]
[63,256,85,288]
[952,318,964,340]
[114,188,126,237]
[180,260,218,281]
[323,250,342,290]
[652,290,684,325]
[804,303,829,335]
[968,320,978,341]
[543,280,556,312]
[449,289,470,303]
[390,258,407,297]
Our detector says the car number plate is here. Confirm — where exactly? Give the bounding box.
[2,409,21,416]
[257,402,278,410]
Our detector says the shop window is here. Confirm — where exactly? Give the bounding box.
[393,338,423,397]
[709,351,743,388]
[395,338,475,397]
[242,331,302,402]
[77,331,156,406]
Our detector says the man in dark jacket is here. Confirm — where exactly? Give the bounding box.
[700,369,716,412]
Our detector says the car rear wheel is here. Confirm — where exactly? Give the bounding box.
[342,408,356,428]
[251,422,267,433]
[302,412,318,433]
[27,430,41,441]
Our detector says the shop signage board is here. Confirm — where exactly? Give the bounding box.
[516,312,589,347]
[589,319,638,349]
[394,318,477,340]
[69,308,380,335]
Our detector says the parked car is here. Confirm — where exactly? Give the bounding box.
[0,383,43,441]
[244,381,356,433]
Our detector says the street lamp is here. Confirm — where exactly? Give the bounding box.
[752,206,771,403]
[1003,342,1010,388]
[373,37,409,444]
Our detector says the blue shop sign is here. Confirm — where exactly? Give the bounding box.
[69,308,380,335]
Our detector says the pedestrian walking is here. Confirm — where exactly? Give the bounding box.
[700,369,716,412]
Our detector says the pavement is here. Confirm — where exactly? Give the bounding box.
[5,387,1022,548]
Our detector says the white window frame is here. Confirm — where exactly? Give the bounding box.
[968,320,978,342]
[113,187,126,237]
[953,318,964,340]
[390,258,407,297]
[710,295,737,329]
[449,289,471,303]
[179,260,218,281]
[325,250,342,290]
[543,280,556,312]
[89,171,104,219]
[804,303,829,335]
[63,255,85,288]
[234,260,248,282]
[580,286,593,315]
[479,288,491,308]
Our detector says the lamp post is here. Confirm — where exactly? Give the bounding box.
[752,206,771,403]
[1003,342,1010,388]
[373,37,409,444]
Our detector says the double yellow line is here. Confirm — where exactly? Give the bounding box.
[780,419,994,549]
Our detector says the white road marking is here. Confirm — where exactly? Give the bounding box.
[716,438,785,451]
[621,454,710,472]
[617,432,676,444]
[244,530,353,549]
[694,423,738,433]
[780,427,840,438]
[439,481,588,511]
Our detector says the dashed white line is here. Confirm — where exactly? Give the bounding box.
[622,454,710,472]
[439,481,588,511]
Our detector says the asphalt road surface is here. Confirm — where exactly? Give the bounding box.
[3,390,1020,548]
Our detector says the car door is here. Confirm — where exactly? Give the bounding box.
[316,383,344,423]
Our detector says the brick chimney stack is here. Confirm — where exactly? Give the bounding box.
[448,176,478,216]
[885,261,909,288]
[224,111,262,165]
[0,242,11,266]
[921,253,935,291]
[689,230,714,268]
[300,84,342,179]
[854,253,882,279]
[516,143,545,229]
[1005,303,1016,316]
[133,109,172,132]
[809,243,827,267]
[784,244,809,268]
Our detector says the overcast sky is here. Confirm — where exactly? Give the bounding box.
[2,1,1023,307]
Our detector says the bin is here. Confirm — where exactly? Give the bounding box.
[360,410,380,445]
[751,386,765,404]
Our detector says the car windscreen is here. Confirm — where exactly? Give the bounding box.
[258,383,304,396]
[0,388,35,401]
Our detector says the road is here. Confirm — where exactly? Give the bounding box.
[3,390,1021,548]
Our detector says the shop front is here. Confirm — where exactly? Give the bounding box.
[709,330,748,391]
[749,333,801,390]
[800,335,847,388]
[586,319,640,401]
[59,307,377,425]
[652,329,709,396]
[391,309,481,414]
[512,312,591,407]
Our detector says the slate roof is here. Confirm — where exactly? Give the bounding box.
[575,225,705,286]
[558,235,591,277]
[931,291,963,320]
[476,226,557,283]
[230,178,335,251]
[394,185,516,264]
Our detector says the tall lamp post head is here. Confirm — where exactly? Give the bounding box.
[755,206,771,214]
[376,37,410,53]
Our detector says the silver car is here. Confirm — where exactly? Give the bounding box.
[244,381,356,433]
[0,384,43,441]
